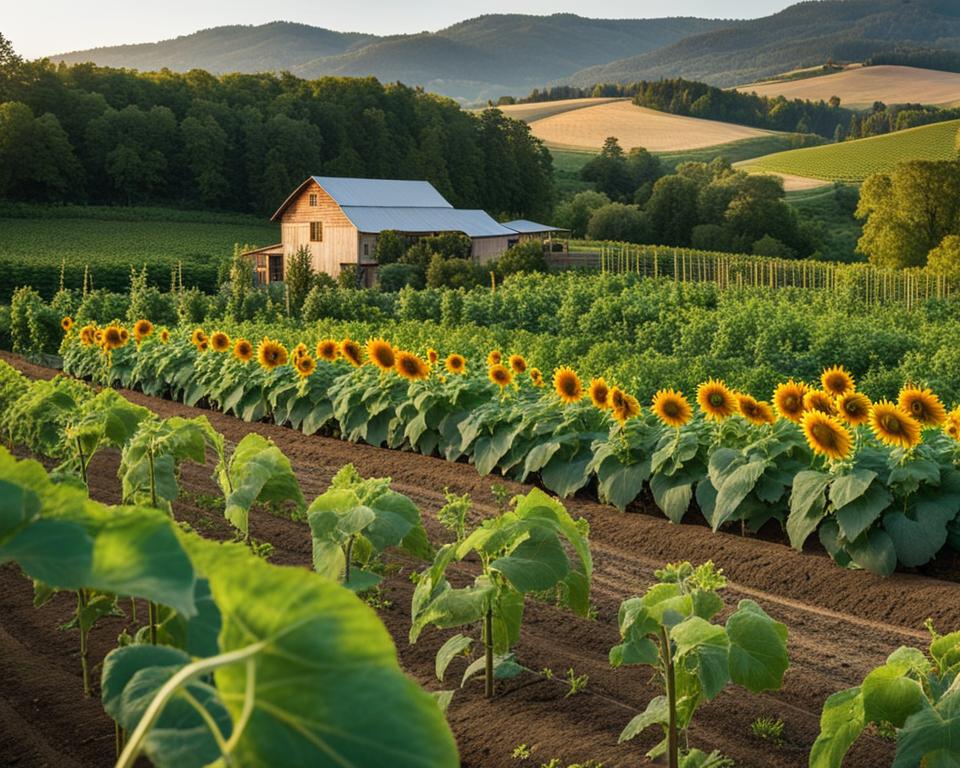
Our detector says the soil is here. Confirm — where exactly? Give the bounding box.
[2,351,959,768]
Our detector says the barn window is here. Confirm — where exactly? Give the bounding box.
[363,243,369,257]
[308,193,318,206]
[310,221,323,242]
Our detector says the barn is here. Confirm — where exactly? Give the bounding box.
[245,176,564,286]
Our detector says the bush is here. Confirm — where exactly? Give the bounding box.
[76,289,130,325]
[378,263,425,292]
[337,265,359,289]
[586,203,652,244]
[494,240,548,277]
[177,287,211,325]
[10,286,59,356]
[752,235,796,259]
[375,231,407,265]
[426,255,482,289]
[285,246,314,317]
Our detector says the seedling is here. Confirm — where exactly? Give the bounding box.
[438,488,472,542]
[564,668,589,697]
[610,561,788,768]
[512,743,532,760]
[750,716,784,744]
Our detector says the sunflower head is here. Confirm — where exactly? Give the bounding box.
[804,390,837,416]
[445,353,466,375]
[553,367,583,404]
[296,354,316,378]
[945,409,960,442]
[898,386,947,427]
[316,339,339,362]
[291,342,308,362]
[870,401,921,449]
[836,392,871,426]
[773,380,809,423]
[133,319,153,342]
[191,328,207,347]
[341,338,363,367]
[119,327,130,345]
[738,394,776,426]
[529,368,544,387]
[366,338,396,371]
[589,377,610,409]
[257,337,288,370]
[79,324,97,346]
[102,325,123,350]
[395,351,430,381]
[697,379,737,421]
[652,389,693,428]
[610,386,641,424]
[508,354,527,374]
[94,329,103,345]
[197,340,209,352]
[802,411,852,461]
[488,364,512,388]
[427,348,439,365]
[159,328,170,344]
[821,365,855,397]
[61,316,74,332]
[233,338,253,362]
[486,350,502,366]
[211,331,231,352]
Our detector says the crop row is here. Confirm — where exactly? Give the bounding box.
[54,319,960,578]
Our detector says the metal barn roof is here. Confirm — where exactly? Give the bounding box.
[341,206,516,238]
[502,219,566,234]
[313,176,453,208]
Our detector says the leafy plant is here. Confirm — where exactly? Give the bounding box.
[810,620,960,768]
[308,464,432,591]
[609,561,788,768]
[1,375,91,457]
[751,716,785,744]
[412,488,592,699]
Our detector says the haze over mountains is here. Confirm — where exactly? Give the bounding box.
[50,0,960,103]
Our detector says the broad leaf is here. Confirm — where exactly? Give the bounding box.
[618,695,669,743]
[725,600,788,692]
[490,524,569,593]
[809,688,866,768]
[435,634,473,682]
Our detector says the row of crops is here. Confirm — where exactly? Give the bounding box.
[3,355,959,768]
[51,317,960,578]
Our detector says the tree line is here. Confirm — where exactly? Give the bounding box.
[0,34,553,218]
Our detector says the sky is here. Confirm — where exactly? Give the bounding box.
[7,0,797,59]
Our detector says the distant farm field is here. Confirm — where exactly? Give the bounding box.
[739,119,960,183]
[492,97,626,123]
[737,65,960,109]
[0,206,277,300]
[499,98,775,151]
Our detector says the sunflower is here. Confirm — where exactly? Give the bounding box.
[291,342,308,363]
[529,368,544,387]
[119,328,130,345]
[945,409,960,442]
[836,392,872,426]
[191,328,207,347]
[652,389,693,428]
[697,379,737,421]
[94,329,103,346]
[445,353,466,375]
[802,411,852,461]
[159,328,170,344]
[341,338,363,367]
[257,337,288,370]
[211,331,231,352]
[589,377,610,409]
[233,338,253,363]
[197,340,209,352]
[316,339,339,362]
[870,401,921,449]
[487,350,502,366]
[821,365,855,397]
[101,325,123,350]
[79,324,97,346]
[898,386,947,427]
[508,354,527,374]
[395,351,430,381]
[804,390,837,416]
[61,316,74,332]
[773,380,808,423]
[488,364,512,388]
[738,394,776,426]
[427,348,439,366]
[610,386,642,424]
[553,367,583,404]
[366,338,396,371]
[133,319,153,343]
[295,354,316,378]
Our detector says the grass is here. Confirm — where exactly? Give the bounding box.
[786,183,864,263]
[0,205,277,300]
[741,119,960,182]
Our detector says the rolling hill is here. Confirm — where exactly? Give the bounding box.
[737,64,960,108]
[567,0,960,89]
[51,15,727,104]
[739,118,960,184]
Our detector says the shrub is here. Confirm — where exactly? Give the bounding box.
[285,246,314,317]
[337,265,360,290]
[587,203,652,244]
[75,289,130,325]
[494,240,548,277]
[375,230,408,265]
[378,263,425,292]
[10,286,59,356]
[426,255,482,289]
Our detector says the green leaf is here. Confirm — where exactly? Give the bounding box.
[787,470,831,549]
[597,457,649,512]
[618,695,669,743]
[835,483,893,542]
[818,518,852,568]
[410,581,493,643]
[650,472,694,524]
[711,458,768,530]
[846,528,898,577]
[435,634,473,682]
[862,661,926,728]
[893,690,960,768]
[809,687,867,768]
[725,599,788,693]
[490,524,569,593]
[830,468,878,510]
[365,490,426,556]
[671,616,731,700]
[883,502,957,568]
[541,446,594,498]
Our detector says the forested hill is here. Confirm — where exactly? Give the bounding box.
[568,0,960,89]
[50,15,728,103]
[0,54,555,219]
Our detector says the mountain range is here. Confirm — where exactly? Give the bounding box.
[49,0,960,104]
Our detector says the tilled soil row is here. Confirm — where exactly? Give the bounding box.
[2,351,959,767]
